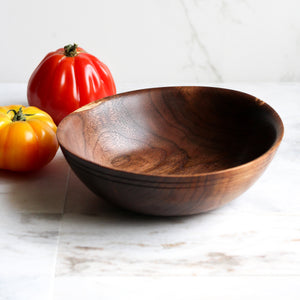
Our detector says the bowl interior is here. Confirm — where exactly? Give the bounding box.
[58,87,283,176]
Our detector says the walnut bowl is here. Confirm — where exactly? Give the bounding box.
[57,86,284,216]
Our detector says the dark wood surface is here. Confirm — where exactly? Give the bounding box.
[57,86,284,216]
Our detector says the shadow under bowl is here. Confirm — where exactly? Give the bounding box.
[57,86,284,216]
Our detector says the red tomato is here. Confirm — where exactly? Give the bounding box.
[27,44,116,124]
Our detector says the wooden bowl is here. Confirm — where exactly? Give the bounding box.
[57,86,284,216]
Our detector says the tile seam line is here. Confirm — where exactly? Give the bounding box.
[75,274,300,277]
[48,214,63,300]
[49,166,70,299]
[62,166,71,215]
[52,274,300,278]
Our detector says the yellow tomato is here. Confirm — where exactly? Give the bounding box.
[0,105,58,172]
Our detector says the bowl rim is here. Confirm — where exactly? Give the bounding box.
[57,85,284,179]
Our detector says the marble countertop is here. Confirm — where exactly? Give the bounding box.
[0,82,299,299]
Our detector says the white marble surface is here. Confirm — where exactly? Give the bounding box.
[0,82,299,299]
[1,0,300,83]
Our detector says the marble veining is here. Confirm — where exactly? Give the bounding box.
[53,213,300,277]
[180,0,223,82]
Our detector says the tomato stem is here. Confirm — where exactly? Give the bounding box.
[7,107,34,122]
[64,43,78,57]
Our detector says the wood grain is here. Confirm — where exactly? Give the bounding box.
[57,86,284,216]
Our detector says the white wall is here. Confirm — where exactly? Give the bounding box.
[1,0,299,86]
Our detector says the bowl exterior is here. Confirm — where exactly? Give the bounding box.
[61,145,278,216]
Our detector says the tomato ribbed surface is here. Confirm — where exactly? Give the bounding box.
[27,45,116,125]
